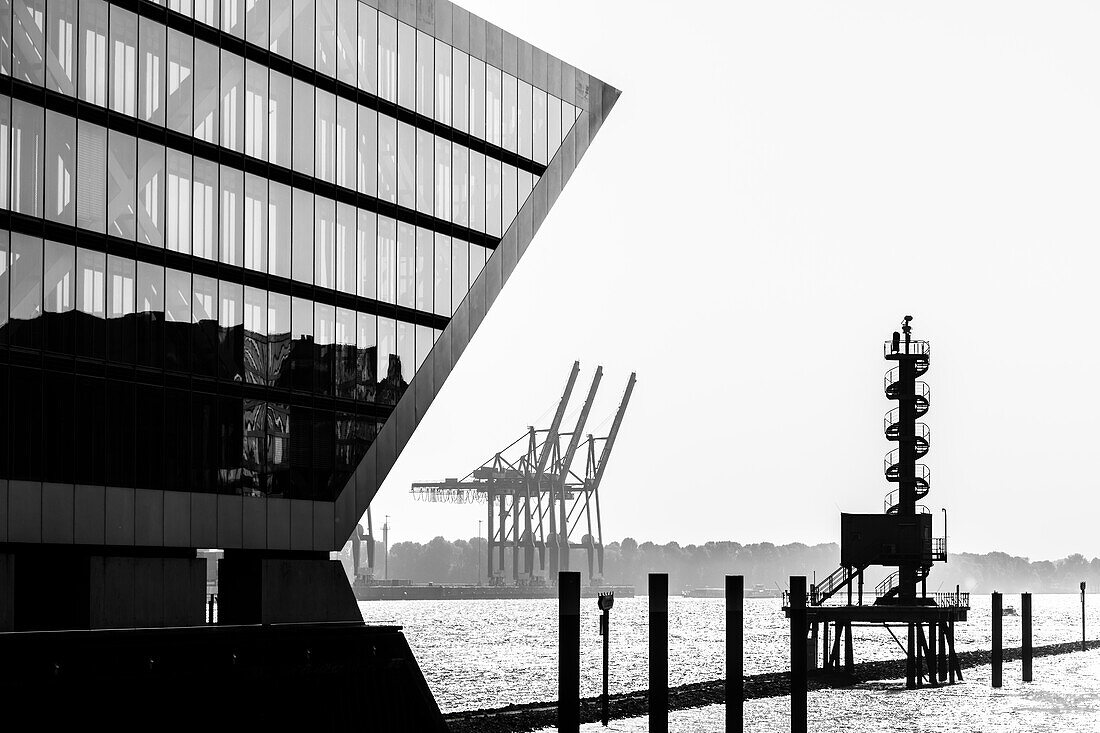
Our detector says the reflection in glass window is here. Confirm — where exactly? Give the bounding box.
[13,0,45,86]
[316,89,336,183]
[470,57,485,141]
[336,96,355,189]
[335,307,355,399]
[107,129,137,240]
[416,30,432,117]
[435,137,452,222]
[518,81,532,160]
[107,255,135,362]
[270,0,291,57]
[138,139,164,247]
[357,3,376,95]
[12,99,43,217]
[75,119,105,231]
[452,144,468,228]
[0,96,8,209]
[221,49,244,152]
[44,240,74,354]
[397,222,414,309]
[136,260,163,368]
[314,302,334,395]
[219,280,243,381]
[377,316,395,393]
[502,163,518,235]
[397,121,415,209]
[0,1,9,76]
[336,202,355,295]
[316,0,335,77]
[397,22,414,111]
[415,324,432,372]
[269,180,291,278]
[356,209,376,299]
[292,188,313,284]
[378,114,396,203]
[166,149,191,254]
[518,169,533,211]
[246,0,268,49]
[397,320,413,384]
[290,296,312,392]
[192,158,218,261]
[165,268,190,371]
[335,0,356,85]
[469,150,484,233]
[193,0,216,28]
[192,273,218,377]
[269,69,291,168]
[11,233,42,323]
[138,17,166,125]
[377,216,395,304]
[46,0,77,95]
[166,29,193,134]
[533,88,548,165]
[314,196,335,289]
[244,173,266,272]
[377,12,396,102]
[245,60,267,160]
[76,248,105,358]
[293,78,314,176]
[469,244,487,289]
[222,0,244,39]
[243,286,267,385]
[267,291,290,386]
[293,0,315,69]
[502,73,517,153]
[220,165,243,266]
[415,227,432,314]
[44,109,75,225]
[486,65,501,147]
[193,39,218,144]
[355,311,376,400]
[433,233,450,317]
[416,128,433,215]
[451,238,468,313]
[434,40,451,126]
[357,104,376,196]
[109,6,137,116]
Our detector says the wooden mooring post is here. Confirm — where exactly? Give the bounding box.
[726,575,743,733]
[650,573,669,733]
[1022,592,1033,682]
[558,571,580,733]
[789,576,807,733]
[992,591,1003,688]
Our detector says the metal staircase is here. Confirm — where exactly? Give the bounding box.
[810,563,869,606]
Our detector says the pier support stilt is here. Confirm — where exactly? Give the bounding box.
[906,623,916,689]
[926,622,938,687]
[558,571,580,733]
[809,623,819,671]
[789,576,807,733]
[821,620,830,670]
[992,591,1003,689]
[1022,592,1033,682]
[843,623,853,674]
[937,623,947,683]
[650,573,669,733]
[726,575,743,733]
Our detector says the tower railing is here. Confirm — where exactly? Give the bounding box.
[883,339,931,357]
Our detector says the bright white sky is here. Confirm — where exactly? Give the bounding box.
[369,1,1100,560]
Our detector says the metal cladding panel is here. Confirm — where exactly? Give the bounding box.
[485,23,503,67]
[531,173,548,231]
[548,56,562,99]
[267,497,291,550]
[416,0,435,33]
[517,195,534,258]
[105,487,135,546]
[163,490,190,548]
[451,4,469,52]
[243,496,266,549]
[432,314,453,386]
[560,128,576,189]
[290,499,313,551]
[378,0,398,16]
[42,483,73,545]
[434,0,451,44]
[313,501,335,551]
[134,489,163,547]
[518,39,532,80]
[533,47,547,91]
[0,480,7,543]
[468,271,487,335]
[9,481,41,544]
[74,485,105,545]
[469,13,485,59]
[398,0,416,25]
[334,478,356,547]
[415,351,436,423]
[217,494,243,549]
[562,63,576,104]
[374,412,398,483]
[502,31,517,76]
[483,244,502,312]
[575,70,590,110]
[354,444,376,520]
[190,493,217,548]
[394,392,415,454]
[501,227,518,281]
[574,110,590,165]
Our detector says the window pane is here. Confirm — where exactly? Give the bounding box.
[166,149,191,254]
[269,180,291,278]
[44,109,75,225]
[452,144,468,228]
[502,163,517,235]
[292,188,312,284]
[43,239,74,354]
[433,233,450,317]
[451,238,467,312]
[486,65,501,147]
[356,209,376,299]
[245,59,267,160]
[533,87,547,165]
[397,22,414,110]
[193,39,218,144]
[220,165,243,266]
[0,0,9,76]
[548,94,562,156]
[397,320,413,384]
[518,80,532,160]
[192,158,218,260]
[378,114,396,203]
[336,0,356,85]
[244,173,266,272]
[109,6,137,116]
[138,17,166,125]
[377,216,395,304]
[12,99,43,217]
[75,119,105,231]
[396,221,414,308]
[314,302,334,394]
[356,104,376,196]
[267,291,290,386]
[165,267,190,371]
[377,12,395,102]
[415,323,432,372]
[136,260,163,368]
[14,0,45,86]
[107,129,137,240]
[397,121,414,209]
[0,96,8,209]
[315,89,335,183]
[434,136,451,222]
[316,0,335,77]
[192,273,218,377]
[336,202,354,294]
[46,0,76,95]
[107,254,135,363]
[453,48,468,134]
[76,247,106,359]
[502,72,517,153]
[415,30,432,117]
[434,40,451,126]
[355,311,376,401]
[335,307,355,399]
[336,96,355,189]
[314,195,335,288]
[220,48,244,152]
[269,69,291,167]
[290,296,312,391]
[166,28,193,134]
[469,149,484,232]
[377,316,395,398]
[246,0,268,49]
[292,78,314,176]
[194,0,218,28]
[357,3,376,94]
[293,0,314,69]
[219,280,242,381]
[137,139,164,247]
[243,286,266,384]
[270,0,291,57]
[222,0,244,38]
[415,226,432,313]
[416,128,432,216]
[469,244,487,288]
[11,234,42,348]
[470,57,485,141]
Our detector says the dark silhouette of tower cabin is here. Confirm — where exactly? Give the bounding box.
[784,317,969,689]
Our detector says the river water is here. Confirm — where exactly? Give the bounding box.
[359,593,1099,717]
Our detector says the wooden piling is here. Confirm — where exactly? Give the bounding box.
[650,573,669,733]
[906,623,916,689]
[558,571,580,733]
[1022,592,1032,682]
[789,576,807,733]
[726,575,743,733]
[992,591,1002,688]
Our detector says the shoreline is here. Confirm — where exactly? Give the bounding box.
[443,639,1100,733]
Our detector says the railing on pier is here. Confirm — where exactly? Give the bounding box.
[931,591,969,607]
[884,339,931,357]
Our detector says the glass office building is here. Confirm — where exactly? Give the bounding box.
[0,0,617,567]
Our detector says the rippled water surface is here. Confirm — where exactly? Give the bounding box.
[358,593,1100,716]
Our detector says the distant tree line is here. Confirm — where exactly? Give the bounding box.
[344,537,1100,594]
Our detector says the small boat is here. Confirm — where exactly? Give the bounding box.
[1002,605,1018,616]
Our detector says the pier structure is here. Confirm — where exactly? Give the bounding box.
[411,363,635,586]
[784,318,969,689]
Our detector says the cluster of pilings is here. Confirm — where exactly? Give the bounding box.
[556,575,1087,733]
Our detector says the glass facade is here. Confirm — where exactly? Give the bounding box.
[0,0,581,502]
